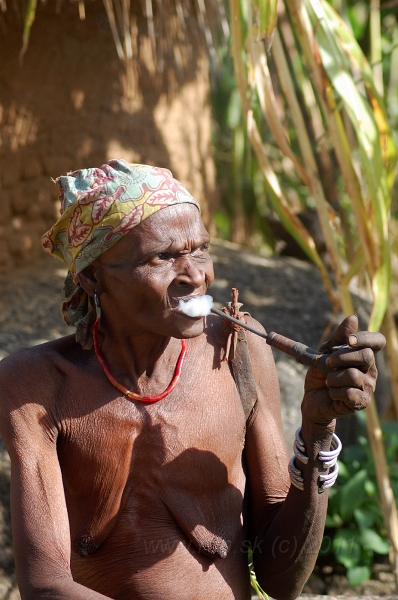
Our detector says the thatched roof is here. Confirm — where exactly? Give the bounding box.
[1,0,229,77]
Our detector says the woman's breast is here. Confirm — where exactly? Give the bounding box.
[71,505,252,600]
[57,364,249,594]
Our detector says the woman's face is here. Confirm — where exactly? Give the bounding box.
[90,203,215,339]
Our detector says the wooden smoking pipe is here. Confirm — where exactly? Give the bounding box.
[211,307,348,376]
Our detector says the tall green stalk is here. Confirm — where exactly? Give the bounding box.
[230,0,398,582]
[19,0,37,63]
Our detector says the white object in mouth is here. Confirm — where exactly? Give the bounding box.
[178,295,214,317]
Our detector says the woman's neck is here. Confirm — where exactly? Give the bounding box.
[95,318,181,395]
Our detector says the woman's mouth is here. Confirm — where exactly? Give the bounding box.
[177,295,214,317]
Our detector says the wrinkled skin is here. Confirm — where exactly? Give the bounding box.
[0,204,385,600]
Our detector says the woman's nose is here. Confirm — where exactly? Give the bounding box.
[174,255,206,289]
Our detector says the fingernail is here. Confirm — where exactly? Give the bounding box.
[349,334,358,345]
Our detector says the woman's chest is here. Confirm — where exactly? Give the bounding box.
[58,355,245,472]
[56,359,248,554]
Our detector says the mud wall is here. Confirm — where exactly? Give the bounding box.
[0,1,215,270]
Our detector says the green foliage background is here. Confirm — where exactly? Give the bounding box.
[213,0,398,250]
[223,0,398,591]
[324,413,397,585]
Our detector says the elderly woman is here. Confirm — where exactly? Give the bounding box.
[0,160,384,600]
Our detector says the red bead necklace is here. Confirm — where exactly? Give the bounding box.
[92,318,187,403]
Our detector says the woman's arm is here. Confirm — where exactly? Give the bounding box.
[0,350,112,600]
[244,315,384,600]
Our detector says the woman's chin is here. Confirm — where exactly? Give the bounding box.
[173,315,205,339]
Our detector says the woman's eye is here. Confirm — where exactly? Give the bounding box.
[191,244,209,257]
[150,244,209,264]
[150,252,174,264]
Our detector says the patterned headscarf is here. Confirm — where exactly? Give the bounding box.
[42,159,200,349]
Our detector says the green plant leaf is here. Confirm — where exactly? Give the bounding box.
[347,565,372,586]
[227,89,243,129]
[251,0,278,48]
[382,421,398,437]
[333,529,361,568]
[359,528,390,555]
[369,257,391,333]
[391,480,398,505]
[305,0,393,331]
[354,507,377,530]
[337,460,350,479]
[347,4,368,40]
[364,479,376,496]
[246,113,335,303]
[342,445,368,469]
[20,0,38,63]
[339,469,368,519]
[325,512,344,528]
[234,0,397,570]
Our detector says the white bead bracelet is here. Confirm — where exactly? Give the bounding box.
[288,428,342,493]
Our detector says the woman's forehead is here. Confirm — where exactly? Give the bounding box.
[137,204,207,241]
[100,204,208,261]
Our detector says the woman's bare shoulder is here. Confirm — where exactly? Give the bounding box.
[0,334,85,418]
[0,334,78,378]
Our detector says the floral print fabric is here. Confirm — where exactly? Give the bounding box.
[42,159,200,275]
[41,159,200,349]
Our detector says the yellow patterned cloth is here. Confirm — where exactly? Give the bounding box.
[42,159,200,348]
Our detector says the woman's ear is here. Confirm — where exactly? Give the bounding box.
[77,264,104,297]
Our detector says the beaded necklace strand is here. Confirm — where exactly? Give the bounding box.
[92,318,187,403]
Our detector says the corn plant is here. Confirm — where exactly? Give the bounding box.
[230,0,398,582]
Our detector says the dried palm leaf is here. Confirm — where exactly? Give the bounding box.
[231,0,398,580]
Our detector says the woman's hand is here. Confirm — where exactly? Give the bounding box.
[302,315,386,426]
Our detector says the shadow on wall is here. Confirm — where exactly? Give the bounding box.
[0,0,216,270]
